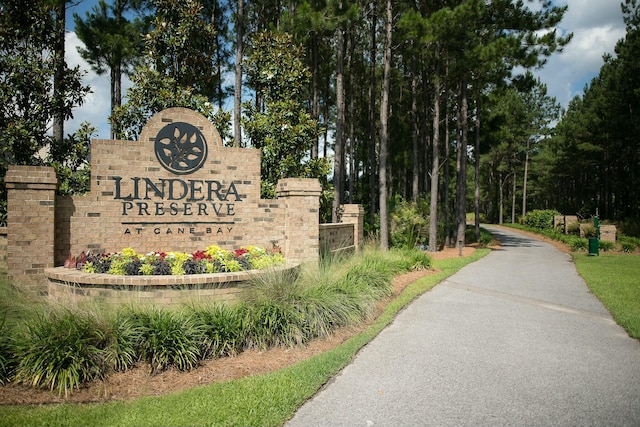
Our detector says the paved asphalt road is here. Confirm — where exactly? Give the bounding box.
[285,226,640,427]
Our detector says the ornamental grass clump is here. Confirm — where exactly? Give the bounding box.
[0,320,16,385]
[132,306,205,374]
[101,310,144,372]
[242,267,307,349]
[190,303,246,359]
[13,309,109,396]
[81,245,285,276]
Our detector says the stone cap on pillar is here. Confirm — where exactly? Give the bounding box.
[342,204,364,216]
[4,166,58,190]
[276,178,322,197]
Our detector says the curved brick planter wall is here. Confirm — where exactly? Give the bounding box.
[45,264,298,307]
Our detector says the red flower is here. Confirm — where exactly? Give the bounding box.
[234,248,249,257]
[192,250,211,261]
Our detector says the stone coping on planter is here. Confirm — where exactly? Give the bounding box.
[45,262,300,307]
[44,262,299,291]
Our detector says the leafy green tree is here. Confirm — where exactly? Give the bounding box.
[242,31,330,199]
[111,0,231,143]
[542,0,640,221]
[0,0,92,204]
[74,0,144,139]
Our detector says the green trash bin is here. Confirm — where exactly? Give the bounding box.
[588,237,599,256]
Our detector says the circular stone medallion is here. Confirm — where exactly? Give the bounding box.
[155,122,208,175]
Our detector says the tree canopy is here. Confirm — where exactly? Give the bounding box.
[3,0,639,240]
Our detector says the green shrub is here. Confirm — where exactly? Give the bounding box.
[618,217,640,238]
[568,236,588,251]
[2,243,433,394]
[566,221,581,235]
[241,267,307,348]
[619,235,640,253]
[385,247,432,272]
[599,240,615,252]
[582,224,597,238]
[522,209,560,230]
[0,320,16,385]
[244,302,305,349]
[102,310,143,372]
[191,304,246,359]
[465,226,494,247]
[389,196,429,249]
[14,310,108,396]
[133,307,205,374]
[621,241,636,253]
[297,284,363,339]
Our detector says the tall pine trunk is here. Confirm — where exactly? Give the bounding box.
[332,22,346,223]
[110,64,122,140]
[455,78,468,246]
[429,76,441,252]
[411,67,420,201]
[522,139,530,218]
[311,35,319,159]
[379,0,392,250]
[474,94,481,241]
[111,0,123,139]
[368,1,377,224]
[52,0,65,144]
[233,0,244,146]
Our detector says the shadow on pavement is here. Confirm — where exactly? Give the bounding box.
[486,228,543,248]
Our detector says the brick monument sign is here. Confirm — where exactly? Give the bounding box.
[5,108,362,298]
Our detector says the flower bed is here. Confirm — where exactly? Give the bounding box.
[47,245,290,307]
[65,245,285,276]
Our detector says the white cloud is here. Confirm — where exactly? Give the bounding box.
[533,0,626,108]
[65,31,131,139]
[561,0,623,30]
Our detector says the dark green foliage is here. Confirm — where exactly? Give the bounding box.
[465,226,494,247]
[242,31,330,199]
[540,1,640,220]
[14,310,108,396]
[152,259,172,275]
[192,304,246,359]
[619,218,640,238]
[241,267,306,348]
[85,253,112,273]
[123,259,142,275]
[619,235,640,252]
[568,236,588,252]
[389,196,429,249]
[183,259,205,275]
[0,319,16,385]
[244,302,306,349]
[133,307,205,374]
[102,310,143,372]
[599,240,615,252]
[522,209,561,230]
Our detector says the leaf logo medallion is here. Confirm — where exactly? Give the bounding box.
[154,122,208,175]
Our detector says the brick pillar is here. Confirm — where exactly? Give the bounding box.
[5,166,58,295]
[276,178,322,264]
[341,204,364,251]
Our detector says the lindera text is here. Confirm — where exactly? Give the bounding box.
[112,177,242,217]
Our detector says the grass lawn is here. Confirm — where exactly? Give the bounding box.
[573,253,640,339]
[0,250,489,427]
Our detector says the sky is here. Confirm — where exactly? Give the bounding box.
[64,0,627,140]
